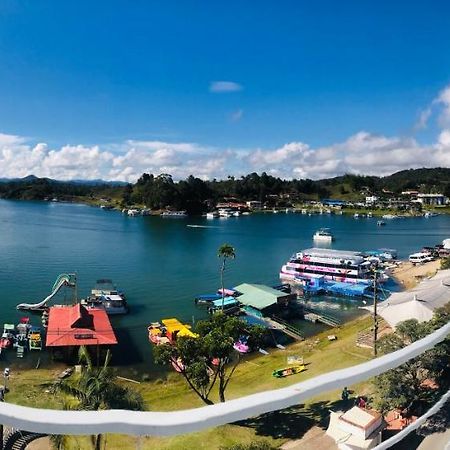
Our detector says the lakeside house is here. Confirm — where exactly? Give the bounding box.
[46,303,117,359]
[415,193,448,206]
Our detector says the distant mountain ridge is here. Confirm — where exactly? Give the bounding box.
[0,175,128,186]
[0,167,448,207]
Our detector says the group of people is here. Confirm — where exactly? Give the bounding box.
[341,387,367,408]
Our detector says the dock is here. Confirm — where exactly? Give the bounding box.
[267,315,304,340]
[303,307,341,327]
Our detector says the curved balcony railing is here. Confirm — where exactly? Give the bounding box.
[0,321,448,438]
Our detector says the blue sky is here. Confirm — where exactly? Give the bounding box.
[1,0,450,180]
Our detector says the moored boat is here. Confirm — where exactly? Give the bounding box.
[28,326,43,351]
[0,324,15,349]
[148,318,197,346]
[280,248,374,285]
[313,228,334,243]
[147,322,170,345]
[161,210,187,217]
[82,279,128,314]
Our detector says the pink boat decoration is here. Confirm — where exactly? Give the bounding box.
[233,339,250,354]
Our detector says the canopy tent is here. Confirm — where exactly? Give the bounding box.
[369,269,450,328]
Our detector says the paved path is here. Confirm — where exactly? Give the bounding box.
[281,426,337,450]
[417,428,450,450]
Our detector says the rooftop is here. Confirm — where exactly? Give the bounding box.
[46,303,117,347]
[234,283,290,310]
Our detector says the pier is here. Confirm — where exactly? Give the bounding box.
[267,315,304,340]
[303,307,341,327]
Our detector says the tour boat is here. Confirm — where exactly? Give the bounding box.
[280,248,374,285]
[313,228,334,243]
[81,279,128,315]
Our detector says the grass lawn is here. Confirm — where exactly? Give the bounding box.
[6,315,375,449]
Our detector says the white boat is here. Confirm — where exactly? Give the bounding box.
[313,228,334,243]
[127,209,140,216]
[353,213,360,218]
[382,214,397,219]
[81,279,128,315]
[218,208,232,218]
[377,220,386,226]
[161,210,187,218]
[280,248,374,284]
[233,211,241,217]
[206,212,219,219]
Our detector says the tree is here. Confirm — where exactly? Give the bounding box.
[154,313,266,404]
[218,244,236,310]
[57,347,144,450]
[374,318,447,416]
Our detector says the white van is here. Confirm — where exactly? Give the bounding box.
[409,252,433,265]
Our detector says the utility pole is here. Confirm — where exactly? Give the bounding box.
[373,267,378,357]
[0,368,10,450]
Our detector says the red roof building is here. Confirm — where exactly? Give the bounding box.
[46,304,118,348]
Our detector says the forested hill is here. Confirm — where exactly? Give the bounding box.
[0,167,449,213]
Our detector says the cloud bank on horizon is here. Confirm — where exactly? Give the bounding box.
[1,85,450,183]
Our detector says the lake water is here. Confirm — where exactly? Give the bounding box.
[1,200,449,371]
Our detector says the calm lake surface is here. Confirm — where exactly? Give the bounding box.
[1,200,449,371]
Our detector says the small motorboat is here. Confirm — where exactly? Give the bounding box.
[0,324,16,349]
[147,322,170,345]
[272,364,306,378]
[28,327,43,351]
[313,228,334,243]
[377,220,386,226]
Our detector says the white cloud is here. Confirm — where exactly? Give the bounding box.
[1,84,450,182]
[230,109,243,122]
[209,81,243,93]
[415,108,432,130]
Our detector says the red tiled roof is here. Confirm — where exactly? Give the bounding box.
[46,304,118,347]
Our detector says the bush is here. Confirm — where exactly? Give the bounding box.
[441,257,450,270]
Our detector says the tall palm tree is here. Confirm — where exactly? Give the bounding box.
[218,244,236,310]
[57,346,144,450]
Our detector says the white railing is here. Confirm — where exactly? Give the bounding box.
[0,321,448,437]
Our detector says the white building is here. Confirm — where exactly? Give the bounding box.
[327,406,385,449]
[416,193,448,206]
[365,196,378,205]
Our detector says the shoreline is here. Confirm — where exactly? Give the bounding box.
[390,259,441,289]
[5,259,445,449]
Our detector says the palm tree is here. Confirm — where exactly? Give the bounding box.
[57,346,144,450]
[218,244,236,310]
